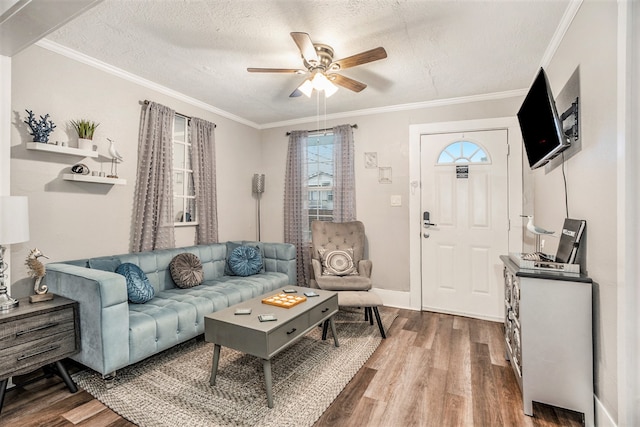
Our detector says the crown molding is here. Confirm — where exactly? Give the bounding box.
[35,39,261,129]
[259,89,528,130]
[540,0,583,69]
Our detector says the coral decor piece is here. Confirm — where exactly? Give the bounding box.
[23,109,56,143]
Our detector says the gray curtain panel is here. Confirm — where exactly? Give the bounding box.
[284,130,310,286]
[132,101,176,252]
[190,117,218,244]
[332,124,356,222]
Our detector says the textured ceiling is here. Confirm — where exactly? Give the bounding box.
[45,0,570,127]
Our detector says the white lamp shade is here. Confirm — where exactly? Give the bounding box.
[0,196,30,245]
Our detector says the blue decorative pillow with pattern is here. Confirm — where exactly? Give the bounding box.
[115,263,155,304]
[228,245,263,277]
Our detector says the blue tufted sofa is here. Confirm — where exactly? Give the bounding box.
[45,241,296,377]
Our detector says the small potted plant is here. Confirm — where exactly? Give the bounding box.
[70,119,99,150]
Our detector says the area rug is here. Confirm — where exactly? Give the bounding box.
[72,308,397,427]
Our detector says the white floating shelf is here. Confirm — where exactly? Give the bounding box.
[63,174,126,185]
[27,142,98,158]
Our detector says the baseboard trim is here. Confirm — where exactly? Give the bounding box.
[371,288,414,310]
[421,305,503,323]
[595,395,617,427]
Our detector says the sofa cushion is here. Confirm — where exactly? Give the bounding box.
[227,245,263,277]
[169,253,204,288]
[88,256,122,272]
[116,263,155,304]
[319,248,358,276]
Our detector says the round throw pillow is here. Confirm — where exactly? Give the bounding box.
[170,253,204,288]
[115,263,155,304]
[320,248,358,276]
[228,245,263,277]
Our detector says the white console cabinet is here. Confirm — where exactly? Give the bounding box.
[500,255,593,427]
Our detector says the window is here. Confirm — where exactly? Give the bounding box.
[305,133,334,241]
[173,115,197,225]
[436,140,490,164]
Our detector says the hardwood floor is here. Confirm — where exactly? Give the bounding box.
[1,308,585,426]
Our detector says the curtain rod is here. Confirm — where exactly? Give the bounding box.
[285,124,357,136]
[142,100,217,128]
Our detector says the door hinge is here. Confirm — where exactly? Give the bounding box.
[506,143,510,157]
[508,218,511,231]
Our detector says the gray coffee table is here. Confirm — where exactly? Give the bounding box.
[204,286,339,408]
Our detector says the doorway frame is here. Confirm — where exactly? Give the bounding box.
[408,117,524,312]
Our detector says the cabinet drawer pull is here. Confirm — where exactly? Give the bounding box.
[16,322,59,337]
[286,328,297,335]
[321,308,329,313]
[17,344,61,361]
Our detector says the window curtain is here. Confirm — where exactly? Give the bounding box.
[190,117,218,244]
[332,124,357,221]
[284,130,309,286]
[132,102,176,252]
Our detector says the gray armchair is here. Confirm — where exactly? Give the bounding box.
[309,220,372,290]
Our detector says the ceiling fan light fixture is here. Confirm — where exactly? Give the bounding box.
[311,72,338,97]
[298,79,314,97]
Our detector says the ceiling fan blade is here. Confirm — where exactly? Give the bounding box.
[247,67,305,73]
[290,88,303,98]
[331,47,387,70]
[290,32,319,64]
[330,74,367,92]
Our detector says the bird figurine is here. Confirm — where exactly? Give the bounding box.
[520,215,554,235]
[521,215,554,256]
[25,248,49,295]
[107,138,123,178]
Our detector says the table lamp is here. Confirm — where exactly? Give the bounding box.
[0,196,30,311]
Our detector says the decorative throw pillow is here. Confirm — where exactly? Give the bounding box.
[225,242,263,275]
[319,248,359,276]
[115,263,155,304]
[228,245,263,277]
[170,253,204,288]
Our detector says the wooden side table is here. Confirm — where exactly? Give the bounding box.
[0,295,80,413]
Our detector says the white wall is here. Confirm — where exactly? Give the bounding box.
[535,1,618,423]
[260,96,522,295]
[9,45,262,297]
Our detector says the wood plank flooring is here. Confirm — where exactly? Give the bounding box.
[1,308,585,426]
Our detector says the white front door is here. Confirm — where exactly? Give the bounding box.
[420,130,509,321]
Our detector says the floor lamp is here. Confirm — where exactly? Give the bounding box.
[252,174,265,241]
[0,196,30,311]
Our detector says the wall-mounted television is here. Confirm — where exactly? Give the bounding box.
[517,68,571,169]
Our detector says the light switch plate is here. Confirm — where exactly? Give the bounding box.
[390,195,402,207]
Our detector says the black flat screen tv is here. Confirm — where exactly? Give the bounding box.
[517,68,570,169]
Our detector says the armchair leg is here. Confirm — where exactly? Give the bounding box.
[364,307,369,322]
[367,307,374,325]
[372,307,386,339]
[321,319,329,340]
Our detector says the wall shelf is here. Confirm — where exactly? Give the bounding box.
[62,173,126,185]
[26,142,98,158]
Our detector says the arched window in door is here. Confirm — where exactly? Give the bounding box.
[436,140,490,164]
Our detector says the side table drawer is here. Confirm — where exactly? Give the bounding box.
[0,307,75,350]
[267,316,308,355]
[0,331,78,378]
[308,295,338,325]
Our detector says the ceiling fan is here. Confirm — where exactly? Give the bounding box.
[247,32,387,98]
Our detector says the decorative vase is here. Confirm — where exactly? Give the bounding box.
[78,138,93,151]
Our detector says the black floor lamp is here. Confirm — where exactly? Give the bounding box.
[252,174,265,241]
